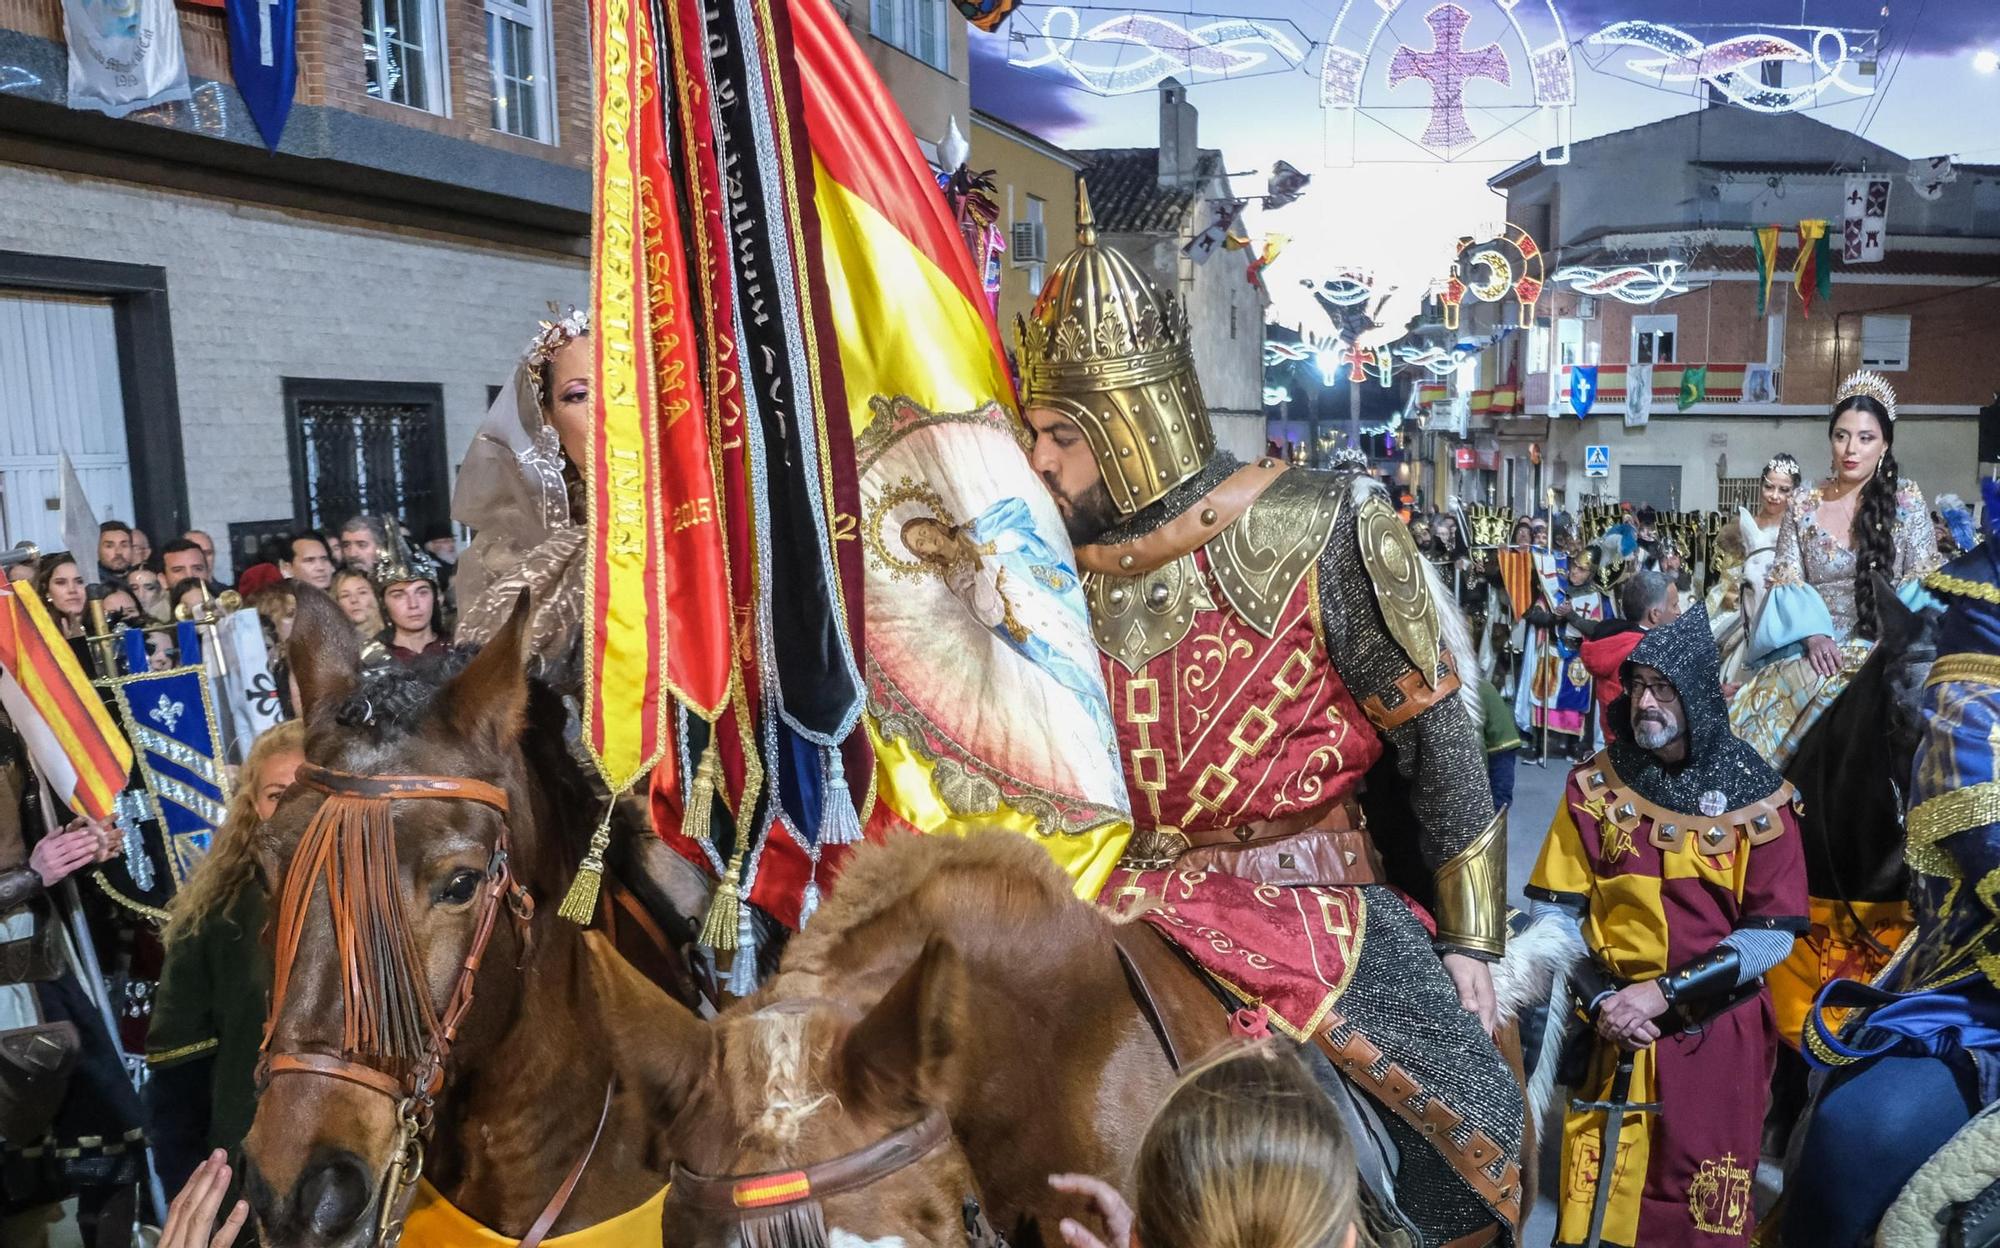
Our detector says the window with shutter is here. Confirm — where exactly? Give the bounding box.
[1859,313,1911,372]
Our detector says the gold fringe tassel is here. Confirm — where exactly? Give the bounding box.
[681,738,721,842]
[558,803,616,924]
[699,846,747,953]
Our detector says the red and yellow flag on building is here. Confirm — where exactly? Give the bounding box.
[0,584,131,821]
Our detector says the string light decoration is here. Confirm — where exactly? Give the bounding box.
[1319,0,1573,166]
[1302,270,1375,307]
[1582,21,1878,113]
[1395,343,1478,376]
[1441,225,1543,329]
[1009,6,1309,96]
[1550,260,1694,304]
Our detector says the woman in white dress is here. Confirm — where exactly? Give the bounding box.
[1707,453,1801,687]
[1729,373,1941,767]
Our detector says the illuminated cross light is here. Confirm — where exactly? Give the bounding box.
[1010,7,1307,96]
[1550,260,1693,304]
[1388,4,1512,154]
[1585,21,1876,113]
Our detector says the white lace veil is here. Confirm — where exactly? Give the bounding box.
[450,312,584,618]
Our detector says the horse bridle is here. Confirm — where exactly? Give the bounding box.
[259,763,544,1248]
[667,1109,1009,1248]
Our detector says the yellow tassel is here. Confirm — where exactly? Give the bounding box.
[681,739,721,842]
[699,848,746,952]
[557,804,615,925]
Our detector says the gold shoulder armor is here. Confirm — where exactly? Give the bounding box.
[1355,491,1444,687]
[1206,469,1344,639]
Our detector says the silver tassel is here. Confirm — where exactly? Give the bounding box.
[116,791,155,893]
[817,745,862,845]
[725,899,760,997]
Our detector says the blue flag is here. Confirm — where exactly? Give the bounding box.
[112,666,230,889]
[227,0,297,149]
[1569,365,1599,419]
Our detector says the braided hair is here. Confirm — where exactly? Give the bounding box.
[1833,395,1898,641]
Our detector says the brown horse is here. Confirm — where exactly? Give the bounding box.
[241,592,700,1247]
[608,829,1548,1248]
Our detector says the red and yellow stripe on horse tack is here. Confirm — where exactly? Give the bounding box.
[0,584,130,821]
[585,0,668,792]
[731,1171,812,1210]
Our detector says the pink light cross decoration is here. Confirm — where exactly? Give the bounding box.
[1388,4,1511,153]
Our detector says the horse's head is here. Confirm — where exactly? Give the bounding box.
[244,588,569,1247]
[645,937,992,1248]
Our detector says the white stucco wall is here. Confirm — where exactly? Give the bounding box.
[0,161,586,576]
[1537,414,1981,514]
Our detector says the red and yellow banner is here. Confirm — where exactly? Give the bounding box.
[0,585,131,821]
[585,0,670,792]
[793,0,1129,894]
[633,2,730,719]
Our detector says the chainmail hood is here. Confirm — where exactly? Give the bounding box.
[1606,604,1783,813]
[1092,451,1245,545]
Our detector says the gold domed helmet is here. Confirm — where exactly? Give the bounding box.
[1015,183,1214,516]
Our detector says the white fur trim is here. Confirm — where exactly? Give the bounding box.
[1492,916,1588,1127]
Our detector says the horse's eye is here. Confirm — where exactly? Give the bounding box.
[436,870,484,907]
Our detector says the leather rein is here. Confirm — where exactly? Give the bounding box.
[258,763,602,1248]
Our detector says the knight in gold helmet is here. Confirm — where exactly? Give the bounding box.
[1015,184,1213,521]
[1017,183,1525,1246]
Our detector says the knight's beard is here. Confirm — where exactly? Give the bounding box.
[1046,477,1119,546]
[1633,713,1681,752]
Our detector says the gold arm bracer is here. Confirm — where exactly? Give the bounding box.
[1434,809,1508,958]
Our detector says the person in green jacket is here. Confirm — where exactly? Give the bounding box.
[145,721,304,1196]
[1480,678,1523,811]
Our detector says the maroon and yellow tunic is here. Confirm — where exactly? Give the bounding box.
[1530,755,1806,1248]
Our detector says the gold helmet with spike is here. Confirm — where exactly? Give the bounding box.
[1015,181,1214,516]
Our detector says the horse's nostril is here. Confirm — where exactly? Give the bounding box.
[300,1151,373,1238]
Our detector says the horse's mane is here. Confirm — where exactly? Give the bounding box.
[324,649,479,737]
[308,646,596,893]
[781,830,1098,976]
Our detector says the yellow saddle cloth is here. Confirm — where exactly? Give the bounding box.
[401,1178,667,1247]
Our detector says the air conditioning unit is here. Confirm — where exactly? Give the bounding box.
[1011,221,1047,265]
[1577,295,1599,321]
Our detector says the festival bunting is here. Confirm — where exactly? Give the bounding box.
[1754,225,1781,317]
[0,583,131,822]
[1794,219,1832,318]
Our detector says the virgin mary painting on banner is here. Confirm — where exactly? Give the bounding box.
[860,397,1130,893]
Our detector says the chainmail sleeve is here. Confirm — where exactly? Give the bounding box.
[1316,483,1505,959]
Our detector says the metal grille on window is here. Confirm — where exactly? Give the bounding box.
[1717,477,1762,513]
[292,399,447,537]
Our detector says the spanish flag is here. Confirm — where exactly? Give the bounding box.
[0,584,130,821]
[793,0,1130,897]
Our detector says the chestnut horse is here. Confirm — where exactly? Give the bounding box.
[241,592,703,1247]
[602,829,1549,1248]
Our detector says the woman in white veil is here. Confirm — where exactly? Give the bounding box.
[453,309,592,679]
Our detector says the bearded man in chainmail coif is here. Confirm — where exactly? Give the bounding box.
[1017,187,1523,1247]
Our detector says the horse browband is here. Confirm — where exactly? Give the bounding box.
[262,763,523,1103]
[667,1109,951,1211]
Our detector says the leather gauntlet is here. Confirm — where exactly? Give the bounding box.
[1434,810,1507,959]
[0,866,43,913]
[1659,945,1743,1011]
[1658,945,1751,1034]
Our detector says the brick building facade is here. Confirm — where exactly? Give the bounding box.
[0,0,963,573]
[1440,109,2000,516]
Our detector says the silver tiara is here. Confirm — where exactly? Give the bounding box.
[1763,453,1801,481]
[1835,370,1898,423]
